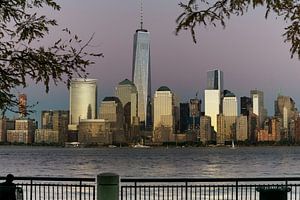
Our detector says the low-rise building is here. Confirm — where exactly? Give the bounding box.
[78,119,112,145]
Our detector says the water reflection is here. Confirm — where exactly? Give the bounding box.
[0,146,300,178]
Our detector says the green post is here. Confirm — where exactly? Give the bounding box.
[97,173,119,200]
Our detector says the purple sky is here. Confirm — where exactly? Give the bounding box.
[17,0,300,120]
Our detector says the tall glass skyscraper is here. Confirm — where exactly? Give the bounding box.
[207,69,224,91]
[132,27,151,129]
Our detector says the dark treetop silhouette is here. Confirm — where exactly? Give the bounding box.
[0,0,102,115]
[176,0,300,59]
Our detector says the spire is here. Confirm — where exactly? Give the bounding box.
[140,0,143,29]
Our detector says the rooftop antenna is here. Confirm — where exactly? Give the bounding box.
[140,0,143,29]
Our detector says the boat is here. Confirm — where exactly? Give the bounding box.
[231,140,235,149]
[132,143,150,148]
[64,142,81,148]
[108,145,117,148]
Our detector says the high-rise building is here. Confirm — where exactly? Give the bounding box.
[274,95,298,129]
[19,93,27,117]
[222,90,238,116]
[180,103,190,133]
[7,119,35,144]
[115,79,136,108]
[153,86,174,142]
[132,21,151,129]
[236,116,248,141]
[217,114,236,144]
[69,78,97,130]
[115,79,138,132]
[0,118,15,142]
[250,89,267,127]
[240,96,252,116]
[99,97,124,131]
[189,98,201,130]
[205,69,223,132]
[199,116,212,144]
[207,69,224,91]
[41,110,69,143]
[205,89,221,132]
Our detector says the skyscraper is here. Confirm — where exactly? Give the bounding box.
[69,78,97,130]
[240,96,252,116]
[153,86,174,142]
[204,69,223,132]
[250,89,267,127]
[222,90,238,116]
[132,14,151,129]
[207,69,224,91]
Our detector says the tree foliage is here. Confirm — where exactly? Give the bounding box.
[0,0,102,115]
[176,0,300,59]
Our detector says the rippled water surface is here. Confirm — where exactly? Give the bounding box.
[0,146,300,178]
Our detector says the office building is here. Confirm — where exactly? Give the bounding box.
[153,86,174,142]
[132,21,151,129]
[207,69,224,91]
[19,93,27,117]
[78,119,112,145]
[41,110,69,143]
[240,96,252,116]
[205,89,221,132]
[180,103,190,133]
[189,98,201,130]
[69,78,97,129]
[236,116,248,141]
[274,95,298,129]
[99,97,124,131]
[115,79,138,132]
[217,114,236,144]
[222,90,238,116]
[7,119,35,144]
[0,118,15,142]
[205,69,223,132]
[250,89,267,127]
[35,129,59,143]
[199,116,212,143]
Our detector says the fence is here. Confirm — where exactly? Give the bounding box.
[2,175,300,200]
[121,177,300,200]
[0,176,96,200]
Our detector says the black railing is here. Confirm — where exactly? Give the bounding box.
[120,177,300,200]
[0,177,96,200]
[2,176,300,200]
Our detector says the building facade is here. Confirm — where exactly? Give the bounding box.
[153,86,174,142]
[78,119,112,145]
[69,78,97,129]
[132,28,151,129]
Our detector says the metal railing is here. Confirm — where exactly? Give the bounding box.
[120,177,300,200]
[0,176,96,200]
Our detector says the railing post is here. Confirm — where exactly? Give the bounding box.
[134,181,137,200]
[30,179,33,200]
[79,180,82,200]
[97,173,119,200]
[235,180,238,200]
[185,181,188,200]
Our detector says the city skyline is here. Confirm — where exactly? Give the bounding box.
[11,0,300,120]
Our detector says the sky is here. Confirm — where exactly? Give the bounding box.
[15,0,300,121]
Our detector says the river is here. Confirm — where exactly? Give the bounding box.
[0,146,299,178]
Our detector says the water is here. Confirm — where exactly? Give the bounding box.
[0,146,300,178]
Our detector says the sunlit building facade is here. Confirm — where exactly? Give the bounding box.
[69,78,97,129]
[153,86,174,142]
